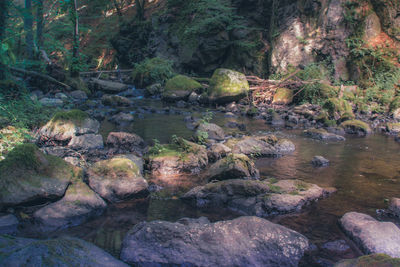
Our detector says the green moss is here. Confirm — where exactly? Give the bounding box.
[51,110,88,125]
[273,88,294,104]
[164,75,202,93]
[295,181,309,191]
[334,253,400,267]
[66,77,91,96]
[341,119,371,133]
[92,157,140,178]
[323,98,355,121]
[268,185,282,194]
[390,96,400,111]
[209,69,249,101]
[0,143,40,170]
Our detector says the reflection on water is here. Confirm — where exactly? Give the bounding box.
[57,105,400,263]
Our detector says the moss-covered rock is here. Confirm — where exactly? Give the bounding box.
[101,95,132,107]
[386,123,400,134]
[323,98,355,121]
[334,254,400,267]
[0,144,77,207]
[87,157,148,203]
[195,123,225,141]
[341,120,372,136]
[272,88,293,105]
[208,69,249,104]
[66,77,91,96]
[162,75,202,101]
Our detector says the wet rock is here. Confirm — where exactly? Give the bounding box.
[0,144,77,207]
[195,123,225,141]
[224,112,237,118]
[90,78,129,93]
[39,97,64,107]
[33,181,106,231]
[188,92,200,103]
[388,197,400,218]
[340,212,400,257]
[386,123,400,135]
[275,139,296,153]
[269,112,285,126]
[145,83,162,96]
[204,153,259,181]
[392,108,400,121]
[312,156,330,167]
[87,157,148,203]
[334,254,400,267]
[162,75,202,102]
[101,95,132,106]
[321,240,351,254]
[109,112,134,124]
[273,88,293,105]
[207,143,231,163]
[304,128,346,141]
[0,214,19,235]
[68,134,104,150]
[340,120,372,136]
[293,103,322,119]
[120,216,309,267]
[55,92,68,100]
[208,69,249,104]
[0,235,128,267]
[70,90,88,100]
[106,132,145,155]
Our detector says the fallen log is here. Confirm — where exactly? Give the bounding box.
[10,67,71,91]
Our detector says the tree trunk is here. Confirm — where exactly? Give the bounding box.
[24,0,34,59]
[36,0,44,50]
[135,0,146,21]
[70,0,80,77]
[0,0,9,80]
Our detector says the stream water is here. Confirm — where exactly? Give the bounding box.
[46,99,400,266]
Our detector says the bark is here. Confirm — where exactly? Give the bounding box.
[24,0,34,59]
[135,0,146,21]
[36,0,44,50]
[70,0,80,77]
[0,1,9,80]
[10,66,71,90]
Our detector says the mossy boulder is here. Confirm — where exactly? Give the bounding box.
[195,123,225,141]
[38,110,100,143]
[208,69,249,104]
[323,98,355,121]
[303,128,346,141]
[0,144,77,207]
[340,120,372,136]
[204,153,259,181]
[272,88,293,105]
[0,235,128,266]
[33,180,107,232]
[101,95,132,107]
[162,75,202,101]
[334,254,400,267]
[87,157,148,203]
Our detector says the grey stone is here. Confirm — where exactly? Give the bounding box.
[0,214,19,235]
[312,156,330,167]
[68,134,104,150]
[39,98,64,107]
[70,90,88,100]
[304,128,346,141]
[196,123,225,141]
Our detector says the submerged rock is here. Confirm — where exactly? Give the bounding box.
[195,122,225,141]
[204,153,259,181]
[340,212,400,257]
[0,144,77,207]
[208,69,249,104]
[39,98,64,107]
[87,157,148,203]
[120,216,309,267]
[0,214,19,235]
[33,181,106,231]
[304,128,345,141]
[312,156,330,167]
[334,254,400,267]
[0,235,128,267]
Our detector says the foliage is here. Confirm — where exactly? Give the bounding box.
[132,57,174,88]
[200,110,214,124]
[0,126,33,161]
[196,130,209,145]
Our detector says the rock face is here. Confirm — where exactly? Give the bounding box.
[204,154,259,181]
[195,123,225,141]
[304,128,346,141]
[334,254,400,267]
[68,134,104,150]
[0,235,128,267]
[0,214,19,235]
[106,132,146,155]
[33,181,107,231]
[183,179,333,217]
[340,212,400,257]
[208,69,249,104]
[120,216,309,267]
[87,157,148,203]
[0,144,76,207]
[162,75,202,101]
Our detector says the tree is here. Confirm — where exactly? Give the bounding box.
[36,0,44,50]
[0,0,9,80]
[69,0,80,77]
[24,0,34,59]
[135,0,146,21]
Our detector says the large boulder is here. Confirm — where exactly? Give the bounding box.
[162,75,202,101]
[195,123,225,141]
[87,157,148,203]
[33,181,107,231]
[208,69,249,104]
[37,110,100,144]
[207,143,231,163]
[106,132,146,155]
[340,120,372,136]
[68,134,104,150]
[304,128,346,141]
[0,235,128,267]
[120,216,309,267]
[204,153,259,181]
[340,212,400,257]
[0,144,77,207]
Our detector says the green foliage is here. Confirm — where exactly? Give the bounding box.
[0,126,32,160]
[200,110,214,124]
[0,143,40,170]
[196,130,209,145]
[51,109,88,124]
[132,57,174,88]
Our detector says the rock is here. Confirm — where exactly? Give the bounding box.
[334,254,400,267]
[272,88,293,105]
[204,153,259,181]
[208,69,249,104]
[388,197,400,218]
[90,78,129,93]
[106,132,145,155]
[33,181,106,231]
[39,98,64,107]
[188,92,199,103]
[120,216,309,267]
[55,92,68,100]
[275,139,296,153]
[0,144,77,207]
[207,143,231,163]
[38,110,100,144]
[162,75,202,101]
[340,120,372,136]
[176,100,187,108]
[183,179,333,216]
[269,111,285,126]
[101,95,132,106]
[145,83,162,96]
[0,214,19,235]
[148,138,208,177]
[396,134,400,143]
[312,156,330,167]
[304,128,346,141]
[0,235,128,267]
[70,90,88,100]
[392,108,400,121]
[109,112,134,124]
[386,123,400,135]
[340,212,400,257]
[68,134,104,150]
[324,98,355,121]
[195,123,225,141]
[87,157,148,203]
[321,240,351,254]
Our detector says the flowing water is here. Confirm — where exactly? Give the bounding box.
[45,99,400,265]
